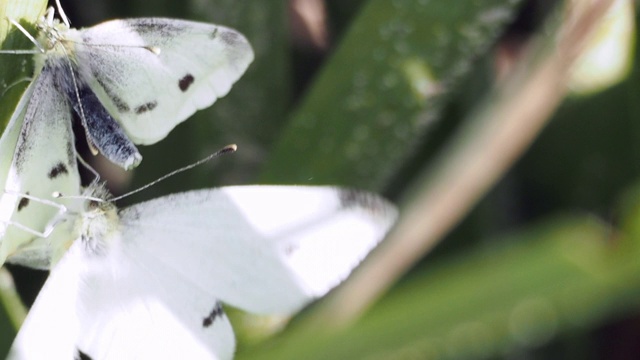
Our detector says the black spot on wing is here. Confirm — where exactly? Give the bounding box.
[211,28,219,39]
[75,348,93,360]
[135,101,158,114]
[179,74,195,92]
[111,95,131,113]
[47,162,69,179]
[202,301,225,328]
[17,193,29,211]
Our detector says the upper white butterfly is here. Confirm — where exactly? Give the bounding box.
[0,1,251,266]
[17,0,253,169]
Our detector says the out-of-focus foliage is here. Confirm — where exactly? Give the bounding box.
[1,0,639,359]
[0,0,45,130]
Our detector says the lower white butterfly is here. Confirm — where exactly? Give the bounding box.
[9,183,397,359]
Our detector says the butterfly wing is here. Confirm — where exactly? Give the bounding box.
[8,241,82,359]
[118,186,397,314]
[9,233,236,360]
[0,66,81,268]
[70,18,253,145]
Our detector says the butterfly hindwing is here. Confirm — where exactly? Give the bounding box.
[9,233,236,360]
[7,240,82,359]
[76,247,235,359]
[48,60,142,170]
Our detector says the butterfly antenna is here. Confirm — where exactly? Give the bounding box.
[52,192,105,204]
[110,144,238,202]
[55,0,70,28]
[2,190,69,238]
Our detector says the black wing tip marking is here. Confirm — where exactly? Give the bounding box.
[129,19,184,37]
[48,162,69,179]
[17,192,30,211]
[75,348,93,360]
[212,27,248,49]
[202,301,225,328]
[179,74,195,92]
[338,189,394,216]
[134,101,158,114]
[220,30,243,46]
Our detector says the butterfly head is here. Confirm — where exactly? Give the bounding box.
[37,9,62,41]
[34,6,73,60]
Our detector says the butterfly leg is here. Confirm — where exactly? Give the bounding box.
[2,190,69,238]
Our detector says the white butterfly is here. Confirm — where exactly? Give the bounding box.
[0,1,253,267]
[9,0,253,169]
[9,183,397,359]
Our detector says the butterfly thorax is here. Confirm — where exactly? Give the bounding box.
[74,185,121,258]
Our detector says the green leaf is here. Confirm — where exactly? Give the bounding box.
[260,0,523,190]
[0,0,46,130]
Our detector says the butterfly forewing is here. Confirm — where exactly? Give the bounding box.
[0,66,80,268]
[71,18,254,145]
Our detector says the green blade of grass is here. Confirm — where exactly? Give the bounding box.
[0,0,46,130]
[260,0,523,191]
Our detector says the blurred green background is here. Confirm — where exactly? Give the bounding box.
[1,0,640,358]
